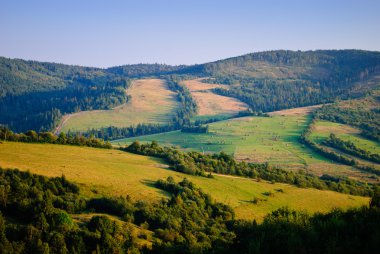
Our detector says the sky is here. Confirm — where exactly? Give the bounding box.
[1,0,379,67]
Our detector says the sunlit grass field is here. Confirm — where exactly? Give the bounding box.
[0,142,368,221]
[60,79,179,132]
[310,120,380,154]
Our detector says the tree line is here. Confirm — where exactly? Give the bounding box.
[299,118,380,177]
[315,103,380,142]
[181,124,209,133]
[0,126,112,149]
[323,133,380,164]
[124,141,373,196]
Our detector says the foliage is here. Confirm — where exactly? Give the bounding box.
[0,56,131,132]
[165,76,198,127]
[300,118,380,176]
[77,123,178,141]
[315,103,380,142]
[181,124,209,133]
[323,133,380,163]
[2,50,380,134]
[229,206,380,254]
[0,168,235,253]
[201,50,380,114]
[0,126,112,149]
[0,168,378,253]
[125,141,372,196]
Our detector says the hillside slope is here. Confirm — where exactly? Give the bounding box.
[0,142,368,220]
[59,79,180,132]
[1,50,380,132]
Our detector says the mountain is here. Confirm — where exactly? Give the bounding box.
[1,50,380,132]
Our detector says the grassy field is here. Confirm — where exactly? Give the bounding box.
[181,79,248,116]
[0,142,369,221]
[59,79,179,132]
[309,120,380,174]
[310,120,380,154]
[114,111,371,178]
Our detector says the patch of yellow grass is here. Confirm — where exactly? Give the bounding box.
[313,121,360,135]
[182,79,249,116]
[182,78,229,91]
[60,79,179,132]
[0,142,369,221]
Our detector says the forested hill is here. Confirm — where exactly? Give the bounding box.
[106,63,186,77]
[1,50,380,133]
[0,57,131,132]
[183,49,380,80]
[190,50,380,113]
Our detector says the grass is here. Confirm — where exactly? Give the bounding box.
[310,120,380,154]
[113,112,377,182]
[113,115,342,168]
[181,79,248,116]
[309,120,380,176]
[0,142,369,221]
[60,79,179,132]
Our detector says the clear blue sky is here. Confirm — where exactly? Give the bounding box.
[1,0,379,67]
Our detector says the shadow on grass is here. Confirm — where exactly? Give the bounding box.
[140,179,172,198]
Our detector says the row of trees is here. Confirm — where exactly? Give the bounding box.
[0,126,112,149]
[323,133,380,163]
[315,103,380,142]
[124,141,373,196]
[181,124,209,133]
[165,77,198,127]
[299,119,380,176]
[80,124,178,141]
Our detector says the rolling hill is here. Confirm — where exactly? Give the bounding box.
[0,141,369,221]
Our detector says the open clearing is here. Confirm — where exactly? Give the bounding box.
[0,142,368,221]
[59,79,179,132]
[182,79,249,116]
